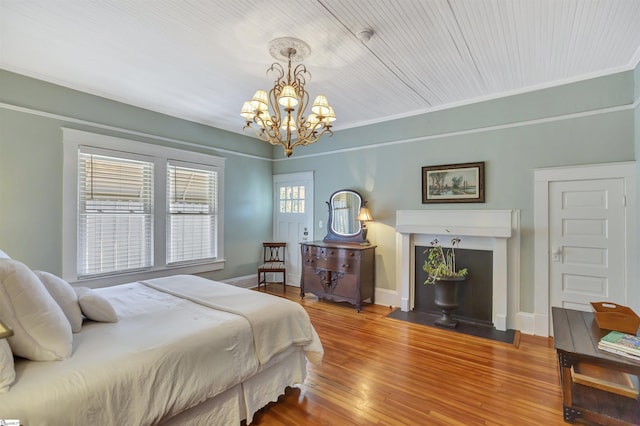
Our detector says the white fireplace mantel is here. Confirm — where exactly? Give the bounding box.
[395,209,519,331]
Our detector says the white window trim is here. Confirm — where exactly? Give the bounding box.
[62,128,225,286]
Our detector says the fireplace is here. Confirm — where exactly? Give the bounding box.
[395,210,518,331]
[414,246,493,324]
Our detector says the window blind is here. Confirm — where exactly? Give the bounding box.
[78,151,153,277]
[167,162,217,264]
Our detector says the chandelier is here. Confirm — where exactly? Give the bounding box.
[241,38,336,157]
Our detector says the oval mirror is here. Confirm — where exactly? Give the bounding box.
[323,189,366,243]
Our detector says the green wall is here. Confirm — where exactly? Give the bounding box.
[1,65,638,316]
[0,69,273,280]
[274,69,638,314]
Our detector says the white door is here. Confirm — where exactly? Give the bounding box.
[549,178,627,311]
[273,172,314,287]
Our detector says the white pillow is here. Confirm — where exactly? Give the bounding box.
[34,271,83,333]
[0,339,15,393]
[0,249,10,260]
[0,259,72,361]
[75,287,119,323]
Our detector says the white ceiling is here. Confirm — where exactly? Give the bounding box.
[2,0,640,135]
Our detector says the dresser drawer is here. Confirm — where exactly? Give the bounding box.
[302,255,317,268]
[321,248,360,260]
[313,256,358,273]
[302,245,321,257]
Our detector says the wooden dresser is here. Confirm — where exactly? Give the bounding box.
[300,241,376,312]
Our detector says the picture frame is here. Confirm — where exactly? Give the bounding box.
[422,161,485,204]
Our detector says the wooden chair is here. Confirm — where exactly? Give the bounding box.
[257,242,287,292]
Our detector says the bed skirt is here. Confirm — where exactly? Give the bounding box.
[161,347,307,425]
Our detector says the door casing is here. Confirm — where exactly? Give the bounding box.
[534,162,636,337]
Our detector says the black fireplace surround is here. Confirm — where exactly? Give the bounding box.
[414,246,493,325]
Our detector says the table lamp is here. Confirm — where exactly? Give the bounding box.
[357,205,374,244]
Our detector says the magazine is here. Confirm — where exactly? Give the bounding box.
[599,330,640,356]
[598,343,640,361]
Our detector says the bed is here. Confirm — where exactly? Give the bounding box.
[0,259,323,426]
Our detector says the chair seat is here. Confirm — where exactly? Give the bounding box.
[258,262,285,270]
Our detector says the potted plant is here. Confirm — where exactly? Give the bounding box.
[423,235,468,328]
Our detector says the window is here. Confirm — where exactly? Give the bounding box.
[78,151,153,277]
[279,185,305,213]
[63,129,225,284]
[167,162,217,264]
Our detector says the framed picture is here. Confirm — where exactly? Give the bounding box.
[422,161,485,203]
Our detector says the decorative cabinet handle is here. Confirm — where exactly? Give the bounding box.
[341,264,350,268]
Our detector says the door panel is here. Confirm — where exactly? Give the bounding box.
[549,178,625,312]
[273,172,314,287]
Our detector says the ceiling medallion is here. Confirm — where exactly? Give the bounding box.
[241,37,335,157]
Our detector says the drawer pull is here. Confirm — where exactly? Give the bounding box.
[341,264,350,268]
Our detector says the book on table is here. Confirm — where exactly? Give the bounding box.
[599,330,640,357]
[598,344,640,361]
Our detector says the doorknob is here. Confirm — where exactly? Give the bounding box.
[551,246,562,262]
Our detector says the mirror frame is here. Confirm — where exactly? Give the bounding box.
[323,189,366,244]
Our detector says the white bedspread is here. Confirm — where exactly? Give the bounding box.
[0,276,323,425]
[142,275,323,365]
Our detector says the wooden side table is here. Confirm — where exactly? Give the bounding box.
[552,307,640,424]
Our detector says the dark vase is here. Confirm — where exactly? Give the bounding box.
[433,277,466,328]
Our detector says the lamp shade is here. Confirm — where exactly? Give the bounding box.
[240,101,255,119]
[250,90,269,112]
[281,115,297,131]
[311,95,330,116]
[323,106,336,124]
[357,206,374,222]
[278,84,299,108]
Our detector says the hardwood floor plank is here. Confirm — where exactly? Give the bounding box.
[251,285,566,425]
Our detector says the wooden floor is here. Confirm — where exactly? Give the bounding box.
[251,284,568,426]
